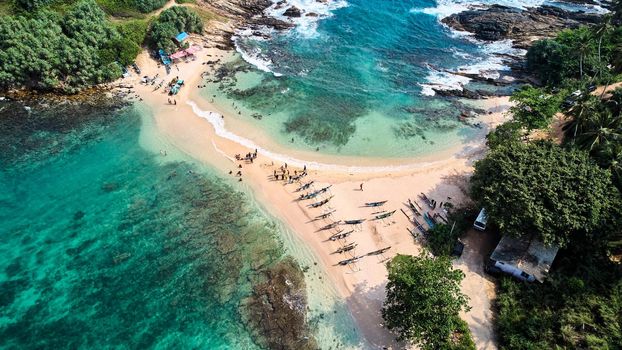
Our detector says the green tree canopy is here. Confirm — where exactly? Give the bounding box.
[485,120,523,150]
[0,0,149,92]
[471,141,619,247]
[509,86,561,131]
[496,257,622,349]
[382,254,474,350]
[148,6,203,52]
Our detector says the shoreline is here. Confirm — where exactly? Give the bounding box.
[127,40,507,348]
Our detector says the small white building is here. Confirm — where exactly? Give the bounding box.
[489,235,559,283]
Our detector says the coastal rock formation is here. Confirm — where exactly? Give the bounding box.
[283,6,302,17]
[241,257,318,350]
[442,5,601,48]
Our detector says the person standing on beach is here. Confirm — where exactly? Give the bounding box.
[360,183,364,191]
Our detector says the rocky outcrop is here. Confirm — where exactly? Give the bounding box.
[283,6,302,17]
[241,257,317,350]
[442,5,601,48]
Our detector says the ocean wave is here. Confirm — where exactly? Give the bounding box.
[233,0,347,75]
[188,100,448,173]
[411,0,607,19]
[419,39,524,96]
[265,0,348,39]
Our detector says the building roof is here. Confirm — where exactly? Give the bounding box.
[490,235,559,282]
[175,32,189,42]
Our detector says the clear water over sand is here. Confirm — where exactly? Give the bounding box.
[0,102,361,348]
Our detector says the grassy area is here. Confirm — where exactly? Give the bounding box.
[193,6,227,23]
[175,0,195,4]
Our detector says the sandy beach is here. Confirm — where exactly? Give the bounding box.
[123,41,509,349]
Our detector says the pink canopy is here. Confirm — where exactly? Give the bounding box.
[169,45,202,60]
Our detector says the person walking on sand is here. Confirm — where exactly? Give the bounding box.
[360,183,364,191]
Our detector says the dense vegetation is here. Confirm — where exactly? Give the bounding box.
[471,141,619,248]
[482,5,622,348]
[96,0,167,16]
[382,254,475,350]
[0,1,123,92]
[496,256,622,349]
[0,0,203,93]
[527,20,622,86]
[148,6,203,52]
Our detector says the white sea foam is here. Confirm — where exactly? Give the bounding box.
[412,0,608,20]
[233,0,347,75]
[188,100,445,173]
[265,0,348,38]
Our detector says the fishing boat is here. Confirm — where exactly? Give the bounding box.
[366,246,391,256]
[337,255,363,266]
[343,219,365,225]
[329,230,352,241]
[315,209,336,220]
[309,195,333,208]
[413,218,428,235]
[407,199,421,216]
[427,212,438,225]
[318,185,332,194]
[373,210,396,220]
[365,200,387,207]
[296,181,314,192]
[423,212,436,228]
[419,193,436,209]
[332,243,357,254]
[320,221,341,231]
[434,213,449,224]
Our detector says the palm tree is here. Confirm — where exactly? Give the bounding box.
[563,95,601,141]
[575,111,622,152]
[593,14,614,77]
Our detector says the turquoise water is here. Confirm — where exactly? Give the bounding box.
[203,0,520,157]
[0,101,359,349]
[205,0,603,158]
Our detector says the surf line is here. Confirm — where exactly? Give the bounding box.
[188,100,453,173]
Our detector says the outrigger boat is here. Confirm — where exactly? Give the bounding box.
[320,221,341,231]
[419,193,436,209]
[329,230,353,241]
[423,212,436,228]
[317,185,332,194]
[366,246,391,256]
[407,199,421,216]
[413,218,428,235]
[373,210,396,220]
[343,219,366,225]
[296,181,314,192]
[364,200,387,207]
[332,242,358,254]
[309,195,333,208]
[315,209,336,220]
[337,255,363,266]
[300,185,331,201]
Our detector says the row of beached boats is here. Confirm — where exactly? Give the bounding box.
[288,177,395,267]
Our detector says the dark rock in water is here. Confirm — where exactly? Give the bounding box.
[306,12,319,17]
[442,5,601,48]
[433,88,499,99]
[283,6,302,17]
[73,210,85,220]
[101,182,119,193]
[242,257,318,350]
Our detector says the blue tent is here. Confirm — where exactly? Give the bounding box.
[175,32,188,43]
